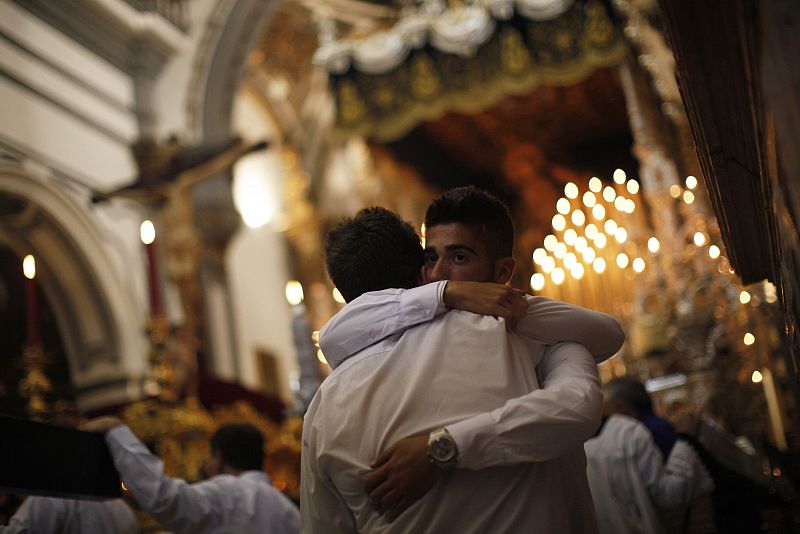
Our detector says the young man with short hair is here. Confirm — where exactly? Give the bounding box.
[302,191,624,532]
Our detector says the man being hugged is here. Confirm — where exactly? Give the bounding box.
[302,187,624,532]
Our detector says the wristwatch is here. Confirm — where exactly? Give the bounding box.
[427,428,458,470]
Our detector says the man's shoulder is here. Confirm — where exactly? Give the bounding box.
[608,414,649,434]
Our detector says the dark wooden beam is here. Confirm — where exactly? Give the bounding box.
[657,0,774,285]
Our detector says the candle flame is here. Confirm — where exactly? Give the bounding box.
[140,220,156,245]
[23,255,36,280]
[285,281,304,306]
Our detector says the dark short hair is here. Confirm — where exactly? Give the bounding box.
[424,186,514,259]
[210,424,264,472]
[325,207,423,302]
[605,377,653,415]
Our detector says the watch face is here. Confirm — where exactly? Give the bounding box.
[430,437,455,462]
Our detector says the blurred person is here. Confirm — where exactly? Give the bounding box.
[0,495,137,534]
[84,418,299,534]
[585,378,713,534]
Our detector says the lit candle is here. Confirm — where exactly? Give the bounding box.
[140,220,163,316]
[23,255,39,345]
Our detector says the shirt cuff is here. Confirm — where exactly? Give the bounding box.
[446,412,498,471]
[106,424,139,455]
[399,281,448,319]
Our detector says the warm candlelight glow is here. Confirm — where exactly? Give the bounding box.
[594,233,608,249]
[564,253,578,270]
[604,219,617,234]
[743,332,755,345]
[571,263,585,280]
[624,199,636,213]
[613,169,626,184]
[614,227,628,244]
[709,245,721,259]
[575,237,588,252]
[285,281,304,306]
[582,247,596,263]
[632,257,646,273]
[542,256,556,273]
[589,177,602,192]
[616,253,629,268]
[552,214,566,231]
[571,210,586,226]
[23,255,36,280]
[740,291,751,304]
[669,185,682,198]
[544,234,558,251]
[603,186,616,203]
[554,242,567,259]
[564,229,577,245]
[140,220,156,245]
[533,248,547,265]
[332,287,345,303]
[583,192,597,208]
[530,273,545,291]
[752,370,763,383]
[564,183,579,199]
[551,267,565,285]
[685,175,698,189]
[614,196,626,212]
[592,257,607,273]
[683,191,695,204]
[647,237,660,253]
[626,180,640,194]
[693,232,706,246]
[592,204,606,221]
[585,224,598,239]
[557,198,571,215]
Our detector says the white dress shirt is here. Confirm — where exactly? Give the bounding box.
[317,281,624,469]
[1,496,137,534]
[584,415,714,534]
[106,425,300,534]
[303,305,603,533]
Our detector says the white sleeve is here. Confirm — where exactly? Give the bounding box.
[634,431,698,509]
[319,282,447,369]
[515,296,625,363]
[105,425,225,532]
[447,342,602,469]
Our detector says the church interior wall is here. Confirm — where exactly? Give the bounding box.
[227,85,297,404]
[0,0,137,188]
[0,166,149,412]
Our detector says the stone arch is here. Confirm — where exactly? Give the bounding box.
[0,163,148,411]
[189,0,278,141]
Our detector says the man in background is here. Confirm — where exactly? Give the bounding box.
[85,418,299,534]
[584,378,713,533]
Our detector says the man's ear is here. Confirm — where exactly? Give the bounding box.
[493,256,516,284]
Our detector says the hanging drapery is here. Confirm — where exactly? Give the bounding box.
[318,0,627,141]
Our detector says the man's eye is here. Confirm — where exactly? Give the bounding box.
[452,254,469,264]
[424,253,438,264]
